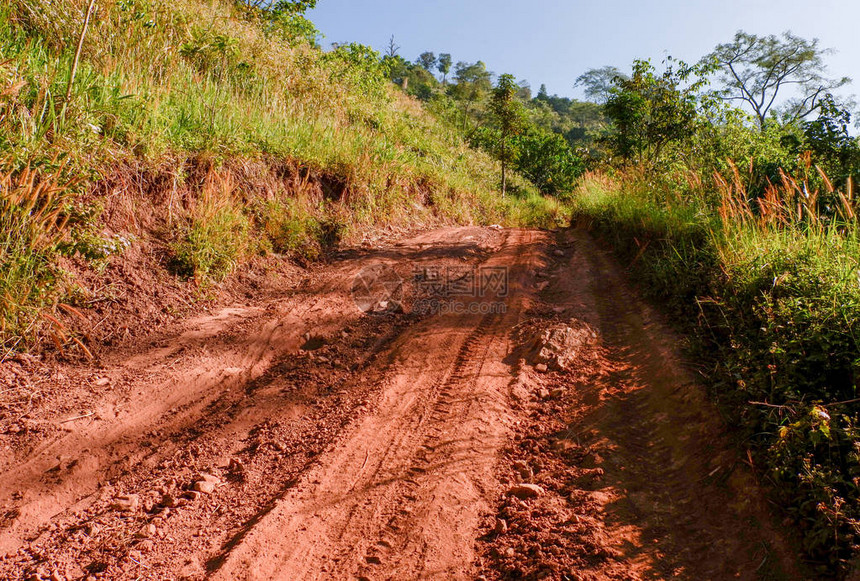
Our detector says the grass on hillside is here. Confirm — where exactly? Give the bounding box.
[575,166,860,575]
[0,0,569,347]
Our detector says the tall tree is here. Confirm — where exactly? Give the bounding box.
[803,94,860,183]
[703,31,851,130]
[238,0,317,13]
[575,66,627,104]
[417,51,436,71]
[437,53,452,84]
[602,60,698,166]
[385,35,400,58]
[271,0,318,13]
[489,74,526,196]
[537,83,549,100]
[451,60,493,133]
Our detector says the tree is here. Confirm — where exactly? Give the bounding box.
[602,59,698,166]
[704,31,851,130]
[450,60,493,133]
[537,84,549,101]
[489,74,526,196]
[516,80,532,101]
[385,35,400,58]
[512,128,584,196]
[575,66,627,104]
[238,0,317,13]
[417,51,436,71]
[383,54,410,85]
[271,0,318,14]
[437,53,452,84]
[803,94,860,183]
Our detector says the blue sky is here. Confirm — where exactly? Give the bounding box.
[306,0,859,100]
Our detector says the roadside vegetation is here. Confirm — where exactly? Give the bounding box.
[573,33,860,576]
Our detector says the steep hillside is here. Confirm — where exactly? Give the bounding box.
[0,0,564,350]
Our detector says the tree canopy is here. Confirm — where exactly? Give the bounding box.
[575,66,628,104]
[703,31,851,129]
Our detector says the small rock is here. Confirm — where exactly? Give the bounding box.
[504,547,516,558]
[135,523,157,539]
[494,518,508,534]
[183,490,201,502]
[94,377,110,387]
[513,460,533,480]
[161,493,179,508]
[550,388,565,399]
[507,484,545,499]
[553,249,565,257]
[192,480,216,494]
[535,363,548,373]
[552,307,566,314]
[192,473,220,493]
[84,523,99,536]
[537,387,550,399]
[228,458,245,474]
[112,494,140,512]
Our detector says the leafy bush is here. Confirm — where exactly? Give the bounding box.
[512,129,585,196]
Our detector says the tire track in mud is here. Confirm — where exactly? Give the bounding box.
[364,311,503,571]
[0,226,516,580]
[210,229,545,581]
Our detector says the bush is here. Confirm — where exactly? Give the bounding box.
[512,129,586,196]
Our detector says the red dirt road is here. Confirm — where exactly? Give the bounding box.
[0,227,802,580]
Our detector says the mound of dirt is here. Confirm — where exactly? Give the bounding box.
[518,320,598,371]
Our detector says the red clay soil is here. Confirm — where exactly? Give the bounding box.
[0,227,807,580]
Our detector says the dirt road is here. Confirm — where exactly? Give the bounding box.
[0,227,802,580]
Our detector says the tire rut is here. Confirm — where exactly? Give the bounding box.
[211,229,545,581]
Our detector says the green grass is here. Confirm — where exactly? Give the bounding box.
[575,170,860,576]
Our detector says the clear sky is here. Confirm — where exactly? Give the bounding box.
[306,0,859,100]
